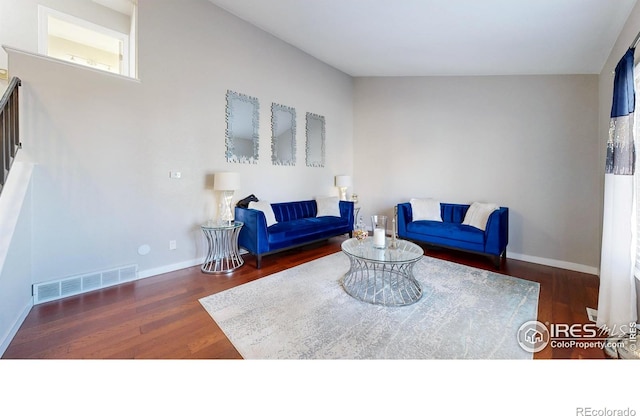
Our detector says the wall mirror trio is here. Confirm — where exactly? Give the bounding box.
[225,90,325,167]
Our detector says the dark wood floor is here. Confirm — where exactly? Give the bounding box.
[2,236,605,359]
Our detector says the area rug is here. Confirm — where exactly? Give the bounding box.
[199,252,539,359]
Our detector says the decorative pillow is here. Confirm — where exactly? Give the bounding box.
[249,200,277,227]
[316,196,341,217]
[410,198,442,222]
[462,202,499,231]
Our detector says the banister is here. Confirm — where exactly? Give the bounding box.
[0,77,21,110]
[0,76,22,195]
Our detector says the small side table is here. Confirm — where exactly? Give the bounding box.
[201,221,244,274]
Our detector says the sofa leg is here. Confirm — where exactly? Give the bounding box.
[349,231,353,238]
[486,249,507,270]
[256,255,262,269]
[491,255,502,270]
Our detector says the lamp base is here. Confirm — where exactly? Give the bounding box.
[338,187,347,201]
[218,191,234,225]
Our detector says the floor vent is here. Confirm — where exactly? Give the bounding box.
[33,264,139,305]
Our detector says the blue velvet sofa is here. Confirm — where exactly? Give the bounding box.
[396,202,509,268]
[235,200,354,268]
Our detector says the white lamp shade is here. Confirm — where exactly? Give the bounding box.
[214,172,240,191]
[335,175,352,187]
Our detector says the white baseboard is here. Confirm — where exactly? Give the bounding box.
[137,258,205,280]
[507,252,598,276]
[0,299,33,358]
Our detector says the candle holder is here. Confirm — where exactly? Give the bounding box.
[371,215,387,249]
[390,206,398,249]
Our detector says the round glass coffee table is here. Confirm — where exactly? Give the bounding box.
[341,237,424,306]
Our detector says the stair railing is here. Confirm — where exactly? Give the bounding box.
[0,77,22,195]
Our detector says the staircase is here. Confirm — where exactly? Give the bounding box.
[0,76,31,357]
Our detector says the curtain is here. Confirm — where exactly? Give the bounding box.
[597,48,638,336]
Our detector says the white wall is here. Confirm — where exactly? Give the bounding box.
[6,0,353,284]
[354,75,600,272]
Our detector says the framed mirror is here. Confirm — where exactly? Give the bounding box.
[225,90,259,163]
[271,103,296,166]
[305,112,325,167]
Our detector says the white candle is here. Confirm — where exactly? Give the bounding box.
[373,228,385,248]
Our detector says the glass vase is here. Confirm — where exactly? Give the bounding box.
[371,215,387,249]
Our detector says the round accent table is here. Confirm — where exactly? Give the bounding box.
[341,237,424,306]
[200,221,244,274]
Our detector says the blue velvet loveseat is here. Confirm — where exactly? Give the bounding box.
[235,199,354,268]
[396,202,509,268]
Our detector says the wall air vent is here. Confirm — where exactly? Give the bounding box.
[32,264,139,304]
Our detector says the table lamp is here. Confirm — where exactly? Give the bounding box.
[214,172,240,224]
[335,175,352,201]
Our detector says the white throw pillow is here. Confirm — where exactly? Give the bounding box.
[462,202,499,231]
[249,200,277,227]
[316,196,341,217]
[410,198,442,222]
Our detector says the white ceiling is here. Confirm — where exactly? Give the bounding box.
[208,0,638,76]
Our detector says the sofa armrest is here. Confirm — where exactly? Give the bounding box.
[484,207,509,256]
[234,206,270,255]
[339,200,355,230]
[397,203,412,236]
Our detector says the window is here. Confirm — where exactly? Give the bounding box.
[37,5,134,77]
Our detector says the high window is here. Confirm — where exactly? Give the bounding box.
[37,5,135,78]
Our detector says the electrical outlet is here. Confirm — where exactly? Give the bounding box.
[169,171,182,179]
[169,240,177,250]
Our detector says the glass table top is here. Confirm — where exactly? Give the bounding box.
[341,237,423,263]
[201,221,244,230]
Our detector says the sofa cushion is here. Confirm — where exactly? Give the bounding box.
[462,202,498,231]
[268,216,349,244]
[407,220,485,245]
[410,198,442,221]
[316,196,340,217]
[440,204,469,223]
[271,200,317,222]
[249,200,277,227]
